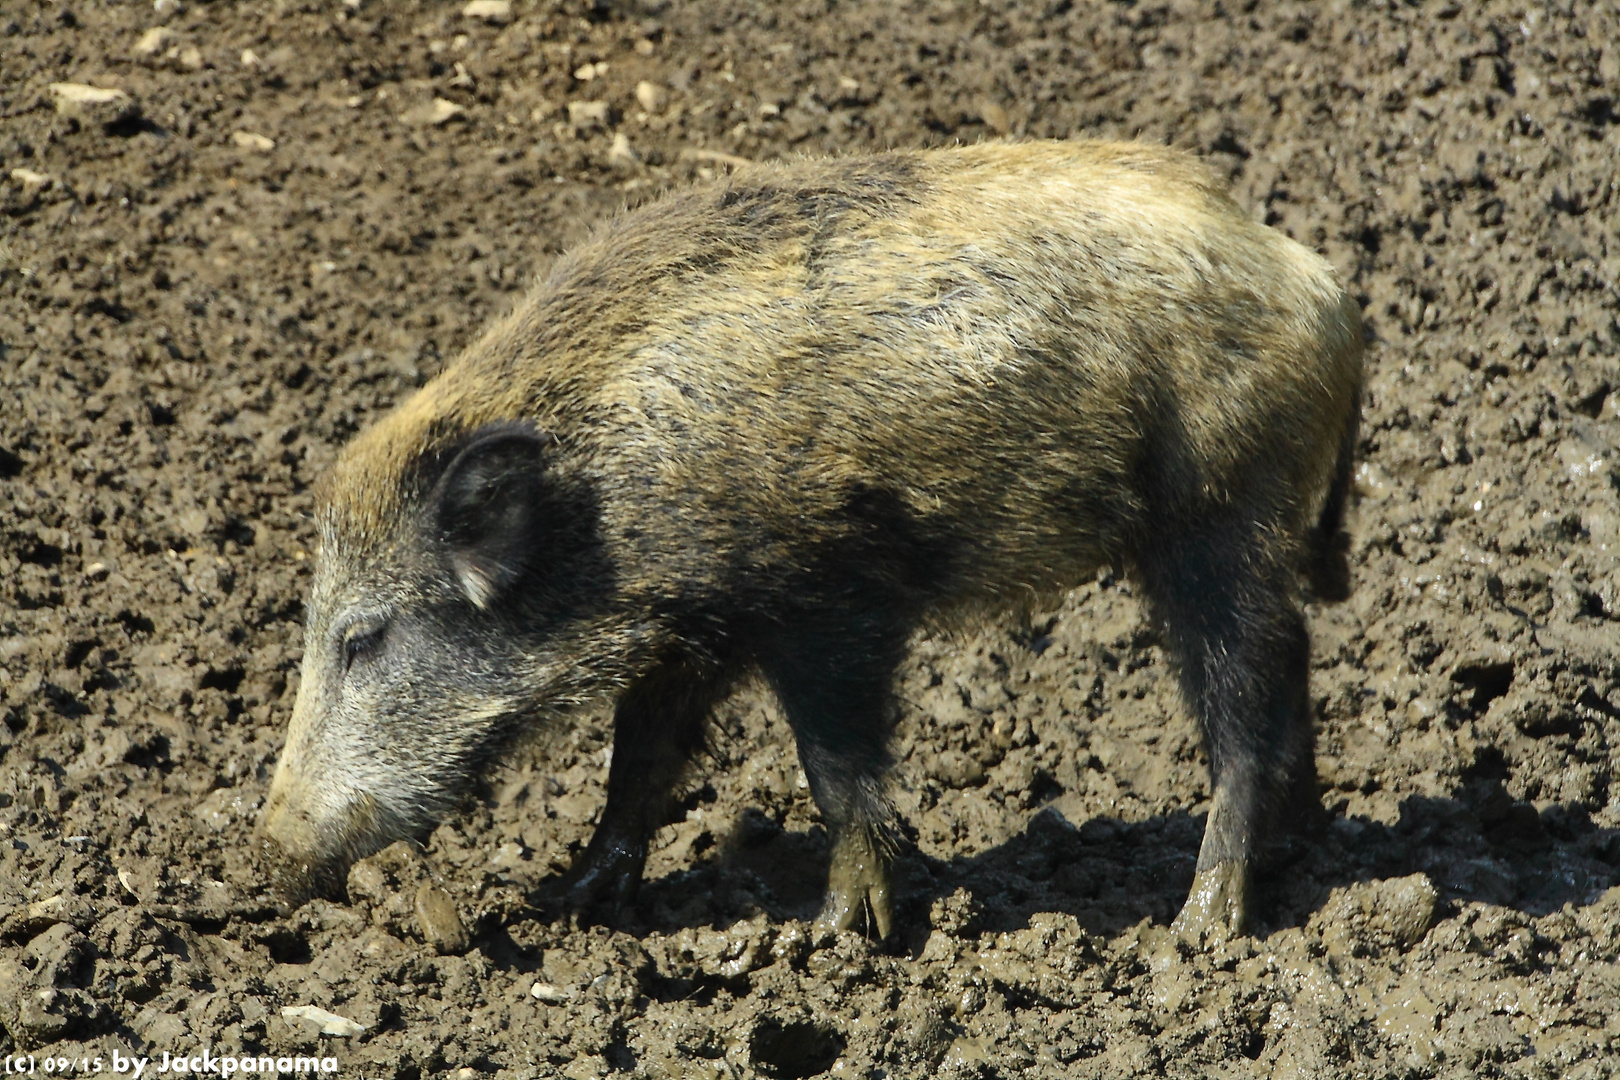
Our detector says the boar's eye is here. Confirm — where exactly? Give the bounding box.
[341,621,388,673]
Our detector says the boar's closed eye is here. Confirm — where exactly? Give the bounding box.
[343,623,387,672]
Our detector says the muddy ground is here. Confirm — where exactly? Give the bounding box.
[2,0,1619,1076]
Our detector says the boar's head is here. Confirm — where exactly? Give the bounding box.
[258,419,638,904]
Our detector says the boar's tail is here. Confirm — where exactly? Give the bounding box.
[1305,395,1358,603]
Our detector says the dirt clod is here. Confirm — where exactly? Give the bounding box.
[414,882,469,955]
[1373,873,1441,949]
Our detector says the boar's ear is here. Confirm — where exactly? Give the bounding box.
[430,423,552,610]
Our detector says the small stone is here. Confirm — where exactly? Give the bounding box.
[231,131,275,152]
[978,100,1010,134]
[529,981,568,1003]
[461,0,512,23]
[567,100,611,130]
[240,48,260,68]
[133,27,174,59]
[178,46,204,71]
[402,98,466,126]
[606,132,639,169]
[152,0,183,17]
[634,38,655,56]
[10,168,50,188]
[428,98,465,124]
[280,1005,365,1038]
[28,895,65,922]
[1353,460,1392,499]
[415,882,469,955]
[634,80,667,113]
[48,83,138,125]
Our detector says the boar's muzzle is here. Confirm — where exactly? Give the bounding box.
[257,753,391,906]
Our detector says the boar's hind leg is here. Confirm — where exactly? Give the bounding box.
[561,659,731,918]
[764,630,905,941]
[1138,515,1316,940]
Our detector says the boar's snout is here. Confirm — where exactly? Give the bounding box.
[257,766,386,908]
[258,834,348,909]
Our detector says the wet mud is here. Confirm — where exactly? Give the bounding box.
[2,1,1619,1076]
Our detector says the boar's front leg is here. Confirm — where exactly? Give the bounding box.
[1138,512,1318,940]
[763,622,906,941]
[561,658,731,918]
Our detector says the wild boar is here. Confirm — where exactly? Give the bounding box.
[258,139,1363,941]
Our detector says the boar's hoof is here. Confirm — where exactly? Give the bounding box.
[1171,860,1250,942]
[815,827,894,941]
[555,835,647,920]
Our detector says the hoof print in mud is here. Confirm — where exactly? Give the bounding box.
[750,1017,845,1080]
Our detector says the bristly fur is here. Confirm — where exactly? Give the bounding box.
[261,139,1363,933]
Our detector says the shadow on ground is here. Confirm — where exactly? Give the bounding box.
[544,784,1620,951]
